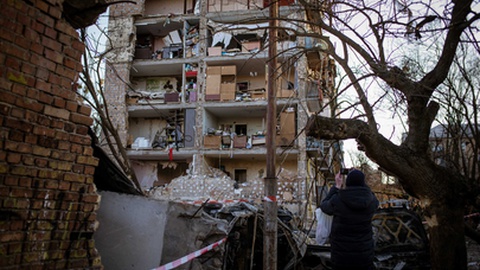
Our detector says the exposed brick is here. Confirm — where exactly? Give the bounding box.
[21,62,36,77]
[4,176,18,186]
[32,145,52,157]
[36,0,49,13]
[0,28,14,44]
[63,173,85,183]
[0,90,17,104]
[38,91,54,105]
[82,147,93,156]
[63,46,82,60]
[48,72,63,86]
[50,119,65,129]
[38,14,55,29]
[44,26,57,40]
[5,43,29,61]
[15,34,31,50]
[51,84,75,99]
[10,187,33,198]
[35,79,52,92]
[37,114,51,126]
[44,180,59,189]
[69,183,85,192]
[58,141,70,150]
[69,134,91,145]
[12,0,29,14]
[10,107,25,118]
[0,104,11,116]
[8,129,24,142]
[30,54,56,72]
[22,155,35,166]
[0,232,24,242]
[35,68,49,81]
[52,97,66,108]
[0,141,32,153]
[63,57,77,70]
[85,176,94,184]
[63,192,80,201]
[34,157,48,168]
[44,48,63,65]
[58,181,71,191]
[18,177,32,187]
[30,42,44,55]
[11,83,28,96]
[54,130,69,141]
[1,1,102,268]
[15,96,44,113]
[42,36,62,52]
[49,5,62,20]
[77,105,92,116]
[8,242,23,254]
[37,169,60,180]
[5,56,21,70]
[65,101,78,112]
[70,143,82,154]
[37,136,58,149]
[32,126,55,138]
[43,105,70,120]
[83,166,96,175]
[16,10,31,26]
[4,118,33,133]
[6,153,21,164]
[7,70,31,86]
[10,166,37,177]
[26,87,40,100]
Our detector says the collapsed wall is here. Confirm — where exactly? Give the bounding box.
[149,159,302,205]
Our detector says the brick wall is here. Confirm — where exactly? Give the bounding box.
[0,0,102,269]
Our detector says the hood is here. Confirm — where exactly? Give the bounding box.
[339,186,375,210]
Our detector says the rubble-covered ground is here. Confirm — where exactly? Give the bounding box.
[146,163,480,270]
[468,237,480,269]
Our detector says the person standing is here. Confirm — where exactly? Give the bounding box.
[320,169,379,270]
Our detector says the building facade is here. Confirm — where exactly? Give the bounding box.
[104,0,340,214]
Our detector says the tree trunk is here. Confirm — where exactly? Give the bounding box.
[427,201,467,270]
[305,116,470,269]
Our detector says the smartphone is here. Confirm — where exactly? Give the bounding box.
[340,168,350,175]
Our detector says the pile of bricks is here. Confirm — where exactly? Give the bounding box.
[0,1,102,268]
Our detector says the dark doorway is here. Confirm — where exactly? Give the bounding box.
[235,124,247,136]
[234,169,247,183]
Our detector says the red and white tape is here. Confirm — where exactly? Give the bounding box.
[465,212,480,218]
[263,196,277,202]
[151,237,227,270]
[189,199,249,206]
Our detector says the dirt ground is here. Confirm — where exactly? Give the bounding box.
[467,238,480,269]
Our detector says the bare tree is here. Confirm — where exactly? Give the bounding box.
[296,0,480,269]
[77,23,143,194]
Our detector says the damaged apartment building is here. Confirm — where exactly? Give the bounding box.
[104,0,341,215]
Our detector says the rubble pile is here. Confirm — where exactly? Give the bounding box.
[237,168,302,202]
[148,167,238,201]
[149,164,303,204]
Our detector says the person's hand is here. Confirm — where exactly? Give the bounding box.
[335,172,343,189]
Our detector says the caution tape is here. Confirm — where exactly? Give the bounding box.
[263,196,277,202]
[187,199,249,206]
[465,212,480,219]
[151,237,227,270]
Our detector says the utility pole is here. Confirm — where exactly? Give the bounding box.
[264,0,278,269]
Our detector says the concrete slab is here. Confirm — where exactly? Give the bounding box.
[94,191,169,270]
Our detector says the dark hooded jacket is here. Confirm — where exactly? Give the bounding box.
[320,170,379,270]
